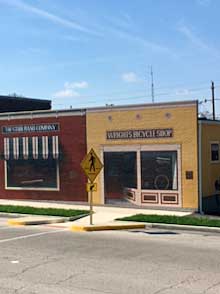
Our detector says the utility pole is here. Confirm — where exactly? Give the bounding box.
[150,66,155,103]
[211,81,215,120]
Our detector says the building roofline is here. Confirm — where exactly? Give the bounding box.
[86,100,198,113]
[198,118,220,125]
[0,95,51,104]
[0,99,198,120]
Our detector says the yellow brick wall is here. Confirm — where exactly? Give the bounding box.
[201,122,220,197]
[86,104,198,209]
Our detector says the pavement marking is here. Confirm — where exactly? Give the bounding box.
[0,226,16,230]
[0,228,68,244]
[11,260,19,264]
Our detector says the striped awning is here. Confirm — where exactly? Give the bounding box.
[4,136,59,160]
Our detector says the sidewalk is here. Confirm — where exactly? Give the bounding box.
[0,199,192,227]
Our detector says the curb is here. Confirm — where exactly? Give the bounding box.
[144,222,220,234]
[8,217,68,226]
[71,223,146,232]
[0,212,27,219]
[7,213,89,226]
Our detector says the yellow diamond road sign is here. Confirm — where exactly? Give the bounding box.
[81,148,103,183]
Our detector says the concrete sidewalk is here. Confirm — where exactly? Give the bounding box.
[0,199,192,227]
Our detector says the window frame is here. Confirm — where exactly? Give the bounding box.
[140,150,178,191]
[101,144,182,207]
[4,159,60,191]
[210,141,220,163]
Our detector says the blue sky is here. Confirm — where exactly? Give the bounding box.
[0,0,220,116]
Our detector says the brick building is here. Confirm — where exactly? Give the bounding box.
[0,99,219,214]
[0,109,87,201]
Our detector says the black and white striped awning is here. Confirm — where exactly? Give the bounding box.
[4,136,59,160]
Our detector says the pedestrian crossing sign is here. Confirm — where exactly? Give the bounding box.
[81,148,103,183]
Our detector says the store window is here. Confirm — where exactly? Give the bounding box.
[141,151,178,190]
[6,159,58,189]
[104,152,137,199]
[211,143,219,162]
[4,136,60,190]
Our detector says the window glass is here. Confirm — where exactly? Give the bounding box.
[141,151,178,190]
[211,143,219,161]
[104,152,137,197]
[6,159,58,189]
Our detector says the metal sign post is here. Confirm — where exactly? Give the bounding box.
[81,148,103,226]
[90,185,93,225]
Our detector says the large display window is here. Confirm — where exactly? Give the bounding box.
[4,135,60,190]
[6,158,59,190]
[141,151,178,190]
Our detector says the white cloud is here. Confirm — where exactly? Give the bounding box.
[196,0,211,6]
[54,81,88,98]
[177,23,220,57]
[64,81,88,89]
[121,72,139,83]
[175,89,190,96]
[106,27,176,57]
[54,89,79,98]
[2,0,101,36]
[177,24,208,50]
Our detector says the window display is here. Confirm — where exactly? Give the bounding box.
[141,151,177,190]
[6,158,58,189]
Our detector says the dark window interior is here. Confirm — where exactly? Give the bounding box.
[7,159,58,189]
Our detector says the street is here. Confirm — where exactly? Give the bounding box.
[0,217,220,293]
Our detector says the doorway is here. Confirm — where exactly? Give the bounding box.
[104,152,137,203]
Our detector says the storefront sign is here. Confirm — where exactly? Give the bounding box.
[2,123,59,134]
[106,128,173,140]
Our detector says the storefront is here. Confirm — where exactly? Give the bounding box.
[0,100,206,211]
[87,100,199,210]
[0,109,87,201]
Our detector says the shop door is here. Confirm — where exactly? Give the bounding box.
[104,152,137,202]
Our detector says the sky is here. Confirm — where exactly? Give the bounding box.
[0,0,220,116]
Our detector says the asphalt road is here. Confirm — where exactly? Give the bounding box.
[0,217,220,293]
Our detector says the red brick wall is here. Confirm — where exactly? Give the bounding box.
[0,114,87,201]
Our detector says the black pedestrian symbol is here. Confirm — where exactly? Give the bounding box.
[90,184,94,191]
[89,152,96,172]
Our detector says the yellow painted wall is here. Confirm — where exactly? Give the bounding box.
[86,103,198,209]
[201,122,220,197]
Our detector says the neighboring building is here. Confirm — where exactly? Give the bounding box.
[0,109,87,201]
[199,119,220,214]
[0,95,51,112]
[0,98,219,213]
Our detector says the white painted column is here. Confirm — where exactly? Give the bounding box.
[100,147,105,205]
[136,147,142,206]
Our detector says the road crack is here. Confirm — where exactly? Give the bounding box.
[203,281,220,293]
[152,277,201,294]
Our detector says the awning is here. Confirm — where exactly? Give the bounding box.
[4,136,59,160]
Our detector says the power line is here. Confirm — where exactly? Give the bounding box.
[53,84,211,102]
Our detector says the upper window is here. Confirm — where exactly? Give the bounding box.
[211,143,219,162]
